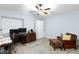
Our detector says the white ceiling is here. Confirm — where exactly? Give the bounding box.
[0,4,79,18]
[0,4,23,11]
[55,4,79,14]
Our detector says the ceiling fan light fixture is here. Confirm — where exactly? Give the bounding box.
[38,4,43,7]
[24,4,58,16]
[44,8,51,10]
[43,12,48,14]
[35,6,39,9]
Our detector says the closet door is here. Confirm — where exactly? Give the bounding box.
[35,20,45,39]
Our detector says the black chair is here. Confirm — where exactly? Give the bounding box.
[9,28,27,44]
[10,29,19,43]
[18,28,26,32]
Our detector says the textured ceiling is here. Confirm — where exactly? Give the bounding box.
[0,4,79,12]
[0,4,79,19]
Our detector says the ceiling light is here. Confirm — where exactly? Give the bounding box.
[23,4,58,15]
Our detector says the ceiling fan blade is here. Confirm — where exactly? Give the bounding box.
[44,8,50,10]
[43,12,48,14]
[37,13,39,15]
[35,6,39,9]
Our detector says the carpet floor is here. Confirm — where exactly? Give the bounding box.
[11,39,79,54]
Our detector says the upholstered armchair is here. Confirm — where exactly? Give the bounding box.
[49,33,77,50]
[62,33,77,50]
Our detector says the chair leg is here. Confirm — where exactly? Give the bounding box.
[50,42,51,45]
[60,47,62,50]
[64,48,66,50]
[54,48,56,50]
[75,47,77,50]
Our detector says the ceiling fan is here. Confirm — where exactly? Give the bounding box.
[35,4,51,15]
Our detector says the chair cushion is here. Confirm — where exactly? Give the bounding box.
[63,35,71,40]
[49,39,63,48]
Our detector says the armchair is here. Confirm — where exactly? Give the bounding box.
[63,33,77,50]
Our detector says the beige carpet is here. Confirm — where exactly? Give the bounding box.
[11,39,79,54]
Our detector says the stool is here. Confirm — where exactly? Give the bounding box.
[49,39,63,50]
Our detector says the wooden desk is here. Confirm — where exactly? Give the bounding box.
[26,32,36,43]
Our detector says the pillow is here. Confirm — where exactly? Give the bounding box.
[62,35,71,40]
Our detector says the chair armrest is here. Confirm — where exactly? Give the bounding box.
[57,36,62,41]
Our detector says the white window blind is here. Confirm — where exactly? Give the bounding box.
[1,16,24,34]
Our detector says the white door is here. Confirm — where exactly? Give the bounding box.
[35,20,44,39]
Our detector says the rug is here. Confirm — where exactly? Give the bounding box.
[11,39,79,54]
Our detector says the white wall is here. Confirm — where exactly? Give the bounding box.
[0,9,36,34]
[0,9,46,39]
[45,11,79,38]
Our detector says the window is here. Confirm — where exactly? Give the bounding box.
[1,16,24,34]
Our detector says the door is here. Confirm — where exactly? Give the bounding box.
[35,20,44,39]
